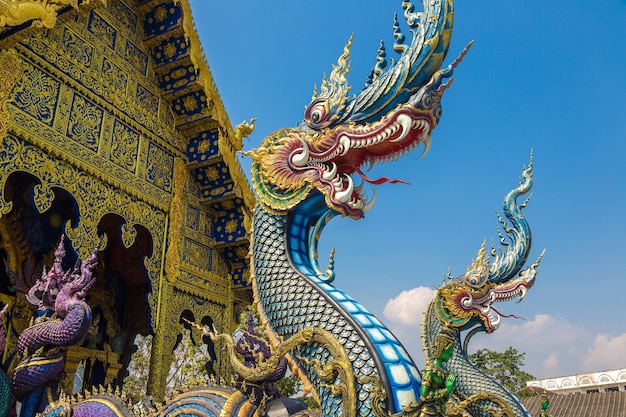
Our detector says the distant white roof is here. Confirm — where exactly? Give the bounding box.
[527,368,626,393]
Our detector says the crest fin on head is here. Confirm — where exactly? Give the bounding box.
[467,240,490,277]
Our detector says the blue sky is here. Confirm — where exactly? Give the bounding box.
[189,1,626,379]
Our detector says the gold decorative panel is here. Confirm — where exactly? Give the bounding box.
[110,119,140,173]
[11,59,60,127]
[0,133,166,327]
[60,26,93,69]
[66,93,104,152]
[87,11,117,51]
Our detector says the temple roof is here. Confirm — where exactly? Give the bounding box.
[0,0,255,285]
[521,391,626,417]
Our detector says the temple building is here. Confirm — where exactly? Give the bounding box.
[0,0,254,400]
[515,369,626,416]
[527,368,626,395]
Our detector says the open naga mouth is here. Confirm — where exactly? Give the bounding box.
[438,160,545,334]
[456,278,533,333]
[248,1,471,219]
[289,108,433,217]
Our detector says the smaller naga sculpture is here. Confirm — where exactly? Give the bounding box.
[231,311,289,402]
[0,236,100,417]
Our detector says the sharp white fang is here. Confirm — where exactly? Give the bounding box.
[391,114,412,143]
[335,175,354,203]
[290,142,310,167]
[339,136,350,156]
[322,162,337,181]
[362,190,377,213]
[416,134,431,160]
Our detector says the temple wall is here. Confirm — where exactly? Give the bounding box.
[0,1,253,400]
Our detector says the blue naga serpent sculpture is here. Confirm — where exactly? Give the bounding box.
[0,1,544,416]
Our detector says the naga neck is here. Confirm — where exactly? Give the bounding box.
[250,193,422,415]
[423,300,530,417]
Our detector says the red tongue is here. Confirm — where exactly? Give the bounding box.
[491,306,526,320]
[348,165,410,185]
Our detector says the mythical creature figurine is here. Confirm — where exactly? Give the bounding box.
[0,235,100,417]
[539,391,553,417]
[2,1,544,416]
[416,330,457,416]
[232,311,289,401]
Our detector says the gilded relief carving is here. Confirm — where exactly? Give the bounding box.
[11,58,60,127]
[86,11,116,50]
[0,0,103,29]
[0,134,166,330]
[185,204,200,231]
[147,142,174,192]
[164,157,185,281]
[101,57,127,92]
[18,24,181,152]
[110,119,140,173]
[67,93,103,151]
[60,26,93,68]
[108,0,136,33]
[124,39,148,75]
[181,237,212,272]
[1,0,254,402]
[136,83,159,116]
[0,50,22,139]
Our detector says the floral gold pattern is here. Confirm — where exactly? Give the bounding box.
[0,49,22,140]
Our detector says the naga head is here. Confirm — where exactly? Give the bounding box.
[26,236,99,317]
[248,0,470,219]
[26,235,68,310]
[434,160,544,334]
[54,240,100,318]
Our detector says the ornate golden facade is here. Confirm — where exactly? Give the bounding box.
[0,0,254,400]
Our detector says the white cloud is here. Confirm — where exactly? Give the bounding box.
[381,286,437,369]
[380,284,626,381]
[469,314,589,378]
[381,289,626,380]
[484,313,585,348]
[383,286,436,326]
[541,353,560,377]
[582,333,626,372]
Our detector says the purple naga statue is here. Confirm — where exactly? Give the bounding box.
[232,311,289,403]
[0,236,100,417]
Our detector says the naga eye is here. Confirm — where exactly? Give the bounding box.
[306,101,328,126]
[466,273,485,287]
[311,109,322,123]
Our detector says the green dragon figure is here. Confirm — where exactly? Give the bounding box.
[1,1,544,416]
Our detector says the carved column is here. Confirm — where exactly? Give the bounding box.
[146,280,173,400]
[146,157,187,400]
[164,157,186,281]
[225,283,234,334]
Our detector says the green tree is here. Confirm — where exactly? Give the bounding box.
[165,332,209,395]
[468,347,535,393]
[299,395,320,410]
[275,374,302,398]
[123,332,210,401]
[123,334,153,402]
